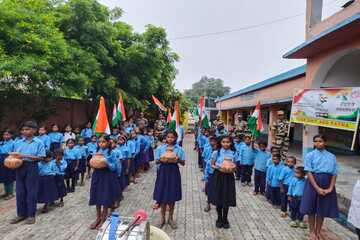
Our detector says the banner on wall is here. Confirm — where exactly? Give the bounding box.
[290,88,360,131]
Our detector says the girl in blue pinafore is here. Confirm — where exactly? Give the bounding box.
[153,130,185,229]
[116,135,130,191]
[0,129,15,200]
[203,136,218,212]
[75,137,88,186]
[86,135,97,179]
[48,124,63,152]
[300,134,339,240]
[64,139,80,193]
[89,135,120,230]
[147,128,155,162]
[37,151,59,213]
[208,136,236,229]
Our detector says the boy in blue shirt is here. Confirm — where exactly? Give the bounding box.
[233,135,244,181]
[253,140,271,195]
[10,121,46,225]
[0,129,15,200]
[37,126,51,152]
[80,121,93,144]
[53,149,67,207]
[279,156,296,218]
[268,155,283,206]
[288,166,307,229]
[197,128,209,170]
[238,135,256,186]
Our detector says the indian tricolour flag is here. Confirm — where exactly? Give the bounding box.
[247,101,263,139]
[117,93,126,122]
[93,96,111,136]
[199,96,209,129]
[169,101,180,136]
[112,103,118,127]
[167,109,172,124]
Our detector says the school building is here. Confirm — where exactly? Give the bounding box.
[216,1,360,157]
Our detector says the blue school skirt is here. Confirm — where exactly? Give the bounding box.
[300,173,339,218]
[153,163,182,204]
[37,175,59,203]
[77,157,86,174]
[65,160,78,179]
[134,154,140,172]
[148,147,154,162]
[140,150,148,164]
[50,142,61,152]
[89,168,121,207]
[0,154,15,183]
[121,160,129,189]
[54,175,67,198]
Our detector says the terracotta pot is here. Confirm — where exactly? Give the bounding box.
[89,153,107,169]
[4,152,23,169]
[160,146,178,163]
[220,157,236,173]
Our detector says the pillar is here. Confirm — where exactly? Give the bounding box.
[302,125,319,158]
[226,111,230,130]
[268,107,278,147]
[306,0,323,39]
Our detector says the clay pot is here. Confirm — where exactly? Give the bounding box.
[89,153,107,169]
[4,152,23,169]
[220,157,236,173]
[160,147,178,163]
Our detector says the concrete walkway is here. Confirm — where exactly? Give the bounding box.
[0,136,357,240]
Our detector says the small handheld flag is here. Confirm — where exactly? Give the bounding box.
[167,109,172,124]
[152,95,167,112]
[111,103,117,127]
[199,96,209,129]
[248,101,262,139]
[117,93,126,122]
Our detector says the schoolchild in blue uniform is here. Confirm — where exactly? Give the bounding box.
[110,127,120,141]
[64,139,80,193]
[279,156,296,217]
[10,121,46,225]
[0,129,15,200]
[37,126,51,152]
[127,131,137,183]
[238,135,256,186]
[80,121,93,144]
[201,138,212,181]
[89,135,121,230]
[111,139,123,208]
[288,166,307,229]
[215,124,228,138]
[131,129,141,176]
[37,151,59,213]
[140,128,150,171]
[147,128,155,162]
[153,130,185,229]
[300,134,339,240]
[233,135,244,181]
[123,121,133,134]
[267,154,283,206]
[86,135,97,179]
[208,136,236,229]
[265,147,277,201]
[75,137,88,186]
[116,135,130,190]
[52,149,67,207]
[203,137,218,212]
[253,140,271,195]
[197,128,209,169]
[48,124,63,152]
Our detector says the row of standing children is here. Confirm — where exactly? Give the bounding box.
[1,118,156,228]
[197,128,340,239]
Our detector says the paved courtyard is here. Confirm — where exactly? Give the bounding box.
[0,136,357,240]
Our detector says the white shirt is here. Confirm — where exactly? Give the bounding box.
[348,180,360,228]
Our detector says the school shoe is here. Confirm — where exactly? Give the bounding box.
[247,182,252,187]
[215,219,223,228]
[9,216,26,224]
[289,221,299,228]
[222,220,230,229]
[168,219,178,229]
[24,217,36,225]
[299,222,307,229]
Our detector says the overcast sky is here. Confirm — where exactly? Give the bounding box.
[99,0,347,93]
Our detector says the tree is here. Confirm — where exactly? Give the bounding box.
[0,0,183,123]
[184,76,231,107]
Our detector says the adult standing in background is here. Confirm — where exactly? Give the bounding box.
[271,110,290,161]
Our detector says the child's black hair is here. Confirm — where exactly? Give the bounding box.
[295,166,305,176]
[3,128,13,135]
[54,148,64,157]
[165,130,178,143]
[66,138,76,145]
[97,135,113,153]
[313,134,327,142]
[45,151,53,159]
[257,138,268,147]
[218,135,236,152]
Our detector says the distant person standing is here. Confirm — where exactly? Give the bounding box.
[271,110,290,162]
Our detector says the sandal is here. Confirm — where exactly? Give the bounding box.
[168,219,177,229]
[157,220,166,229]
[89,218,101,230]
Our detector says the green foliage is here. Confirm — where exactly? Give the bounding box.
[184,76,231,106]
[0,0,181,121]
